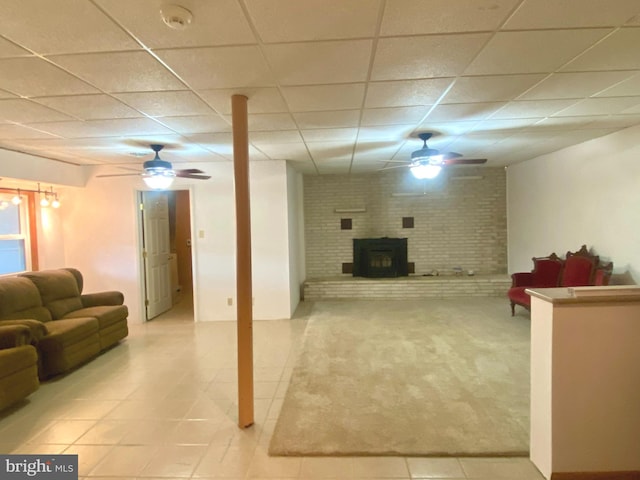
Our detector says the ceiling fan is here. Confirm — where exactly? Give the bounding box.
[97,144,211,189]
[382,133,487,179]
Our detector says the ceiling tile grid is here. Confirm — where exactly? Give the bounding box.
[0,0,638,175]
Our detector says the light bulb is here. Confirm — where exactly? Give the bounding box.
[40,196,50,207]
[52,197,61,208]
[11,195,22,205]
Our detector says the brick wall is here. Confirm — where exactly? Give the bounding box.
[304,167,507,278]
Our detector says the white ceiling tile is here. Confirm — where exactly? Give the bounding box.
[0,89,16,99]
[470,118,538,133]
[306,142,355,161]
[198,88,288,115]
[0,0,140,54]
[357,124,415,140]
[372,34,490,81]
[0,124,60,139]
[595,72,640,97]
[416,121,479,136]
[224,113,297,132]
[51,51,185,93]
[293,110,361,129]
[584,114,640,128]
[552,96,640,117]
[0,99,75,123]
[354,141,401,162]
[263,40,373,85]
[427,102,506,122]
[301,128,358,143]
[0,57,97,97]
[380,0,519,35]
[115,91,213,117]
[245,0,380,42]
[314,158,352,174]
[361,106,429,126]
[464,29,611,75]
[157,46,275,90]
[365,78,454,108]
[255,142,311,161]
[35,94,142,120]
[96,0,256,48]
[27,118,175,138]
[250,130,302,145]
[518,71,638,100]
[282,84,366,112]
[490,99,579,119]
[563,28,640,72]
[0,37,30,57]
[532,116,603,130]
[442,74,547,103]
[504,0,640,29]
[156,115,231,134]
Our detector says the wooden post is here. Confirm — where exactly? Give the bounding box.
[232,94,254,428]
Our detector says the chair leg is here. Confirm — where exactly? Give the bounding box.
[510,302,515,316]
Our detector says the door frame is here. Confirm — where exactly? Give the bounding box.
[136,186,198,322]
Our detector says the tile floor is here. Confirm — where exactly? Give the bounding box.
[0,297,545,479]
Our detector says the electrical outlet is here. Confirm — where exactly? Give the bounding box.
[227,297,233,306]
[198,230,205,239]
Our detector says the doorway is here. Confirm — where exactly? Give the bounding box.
[140,189,194,321]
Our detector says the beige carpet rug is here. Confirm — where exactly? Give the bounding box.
[269,298,530,457]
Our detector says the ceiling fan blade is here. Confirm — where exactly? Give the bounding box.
[377,160,411,164]
[443,158,487,166]
[378,165,411,171]
[176,168,205,174]
[176,172,211,180]
[96,173,141,178]
[442,152,463,159]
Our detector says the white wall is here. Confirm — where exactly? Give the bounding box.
[507,124,640,283]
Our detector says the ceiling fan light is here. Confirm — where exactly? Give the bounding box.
[143,171,176,190]
[410,164,442,180]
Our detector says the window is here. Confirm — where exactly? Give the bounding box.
[0,193,31,275]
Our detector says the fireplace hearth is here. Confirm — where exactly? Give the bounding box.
[353,238,408,278]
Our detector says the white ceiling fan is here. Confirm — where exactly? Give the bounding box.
[97,144,211,189]
[382,133,487,179]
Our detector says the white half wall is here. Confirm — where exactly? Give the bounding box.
[507,124,640,283]
[286,163,305,314]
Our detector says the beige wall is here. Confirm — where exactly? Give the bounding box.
[304,167,507,278]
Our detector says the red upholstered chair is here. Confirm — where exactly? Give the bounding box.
[560,245,598,287]
[508,253,563,316]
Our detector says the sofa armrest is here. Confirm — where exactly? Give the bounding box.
[0,325,32,349]
[81,291,124,307]
[511,272,534,287]
[0,319,48,342]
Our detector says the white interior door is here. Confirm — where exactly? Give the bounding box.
[142,191,172,320]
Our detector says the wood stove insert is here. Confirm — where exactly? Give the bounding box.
[353,238,408,278]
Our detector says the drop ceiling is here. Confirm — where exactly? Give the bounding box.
[0,0,639,176]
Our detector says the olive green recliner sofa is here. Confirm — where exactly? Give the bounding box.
[0,324,39,411]
[0,268,128,379]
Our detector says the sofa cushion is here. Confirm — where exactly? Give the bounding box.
[40,318,99,351]
[63,305,128,329]
[508,287,531,308]
[561,256,595,287]
[20,270,83,320]
[0,277,52,323]
[532,258,563,287]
